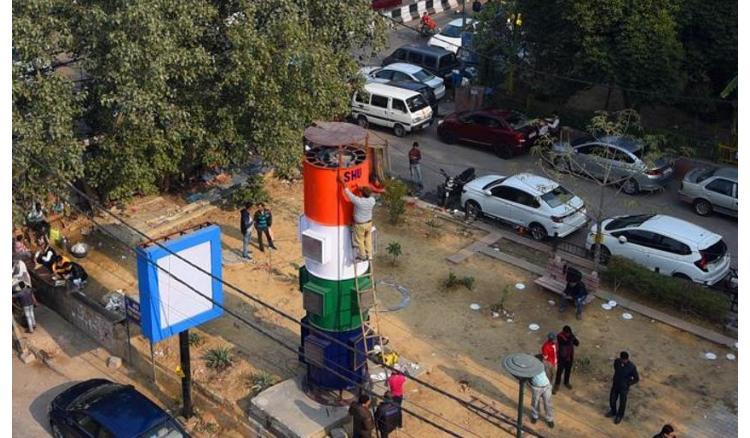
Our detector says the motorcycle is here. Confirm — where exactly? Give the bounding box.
[436,167,476,209]
[419,23,440,38]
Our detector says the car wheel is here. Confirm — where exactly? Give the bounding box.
[529,223,548,241]
[494,144,513,159]
[592,244,611,265]
[694,199,713,216]
[439,130,457,144]
[393,123,406,137]
[50,422,64,438]
[621,178,639,195]
[356,116,368,129]
[672,273,692,282]
[465,201,482,221]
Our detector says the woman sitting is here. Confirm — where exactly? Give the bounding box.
[35,238,57,270]
[68,262,89,290]
[51,255,73,278]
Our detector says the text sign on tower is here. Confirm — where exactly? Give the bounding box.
[136,224,223,343]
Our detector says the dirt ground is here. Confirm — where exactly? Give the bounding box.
[73,176,737,437]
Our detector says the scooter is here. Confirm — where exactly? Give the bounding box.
[436,167,476,209]
[419,23,440,38]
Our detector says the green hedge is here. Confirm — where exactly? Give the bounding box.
[602,256,731,323]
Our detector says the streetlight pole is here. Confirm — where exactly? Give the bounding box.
[502,353,544,438]
[462,0,467,30]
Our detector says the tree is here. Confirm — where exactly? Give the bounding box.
[13,0,387,205]
[386,241,402,266]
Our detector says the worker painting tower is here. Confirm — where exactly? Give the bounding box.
[298,122,380,393]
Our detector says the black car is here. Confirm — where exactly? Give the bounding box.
[387,79,438,116]
[49,379,189,438]
[382,44,460,81]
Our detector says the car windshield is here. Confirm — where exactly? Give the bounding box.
[482,177,507,190]
[440,25,463,38]
[701,239,727,263]
[541,185,575,208]
[412,69,436,82]
[71,385,124,410]
[571,135,595,147]
[604,214,655,231]
[406,95,429,112]
[139,420,185,438]
[505,111,530,130]
[695,167,717,183]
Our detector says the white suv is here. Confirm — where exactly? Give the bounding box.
[585,214,731,285]
[461,173,588,240]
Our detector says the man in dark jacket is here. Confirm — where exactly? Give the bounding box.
[349,394,375,438]
[240,202,254,261]
[553,325,579,393]
[375,392,402,438]
[13,282,37,333]
[559,268,588,320]
[606,351,640,424]
[652,424,676,438]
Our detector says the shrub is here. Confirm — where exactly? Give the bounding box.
[602,256,730,322]
[228,174,269,208]
[188,332,203,347]
[462,276,475,291]
[203,347,233,372]
[386,241,402,266]
[383,178,408,224]
[246,371,279,396]
[444,272,475,290]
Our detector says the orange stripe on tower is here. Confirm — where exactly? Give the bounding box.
[303,156,371,227]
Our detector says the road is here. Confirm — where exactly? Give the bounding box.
[12,357,73,437]
[364,8,739,267]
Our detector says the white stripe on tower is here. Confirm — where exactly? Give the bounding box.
[298,215,368,281]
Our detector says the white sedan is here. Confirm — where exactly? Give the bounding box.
[428,18,476,54]
[461,173,588,240]
[585,214,731,285]
[360,63,446,100]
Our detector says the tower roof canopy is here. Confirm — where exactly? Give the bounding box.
[304,121,367,147]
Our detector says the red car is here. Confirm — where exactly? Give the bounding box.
[437,109,559,159]
[372,0,402,10]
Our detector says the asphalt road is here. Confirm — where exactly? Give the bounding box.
[12,357,73,437]
[364,9,739,267]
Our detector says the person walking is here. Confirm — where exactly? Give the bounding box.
[408,142,423,188]
[387,369,406,405]
[254,203,276,252]
[652,424,676,438]
[606,351,639,424]
[349,394,376,438]
[528,367,554,428]
[553,325,579,393]
[240,202,254,261]
[472,0,482,13]
[338,176,376,261]
[559,268,588,319]
[13,282,37,333]
[541,332,558,382]
[375,392,402,438]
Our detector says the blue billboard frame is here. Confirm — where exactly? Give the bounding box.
[136,224,223,343]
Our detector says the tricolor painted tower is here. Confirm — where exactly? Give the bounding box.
[298,122,378,391]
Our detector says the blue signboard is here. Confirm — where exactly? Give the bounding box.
[124,295,141,324]
[136,225,223,343]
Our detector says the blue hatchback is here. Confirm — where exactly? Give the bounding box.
[48,379,189,438]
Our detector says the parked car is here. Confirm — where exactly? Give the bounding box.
[361,63,446,99]
[461,173,588,240]
[428,18,476,54]
[351,83,433,137]
[49,378,189,438]
[548,135,673,195]
[387,79,437,117]
[381,45,460,82]
[437,109,559,158]
[371,0,402,10]
[584,214,731,285]
[678,166,737,217]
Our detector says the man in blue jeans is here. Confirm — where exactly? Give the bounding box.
[240,202,254,261]
[559,270,587,320]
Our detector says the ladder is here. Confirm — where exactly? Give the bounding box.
[353,259,387,384]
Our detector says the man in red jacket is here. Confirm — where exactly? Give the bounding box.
[541,332,557,382]
[408,142,423,188]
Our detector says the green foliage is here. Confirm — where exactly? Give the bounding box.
[603,256,730,322]
[245,371,279,396]
[188,332,203,347]
[228,174,270,208]
[386,241,402,266]
[444,272,475,291]
[13,0,387,205]
[383,178,408,225]
[203,347,233,372]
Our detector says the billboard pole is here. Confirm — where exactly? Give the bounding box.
[179,330,193,418]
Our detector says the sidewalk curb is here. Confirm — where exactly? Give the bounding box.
[384,0,461,23]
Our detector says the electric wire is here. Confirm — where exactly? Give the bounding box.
[17,151,546,438]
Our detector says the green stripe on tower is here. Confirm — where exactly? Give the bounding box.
[299,267,372,332]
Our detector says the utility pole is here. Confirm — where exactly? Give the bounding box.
[462,0,467,29]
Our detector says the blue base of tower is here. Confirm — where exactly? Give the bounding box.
[298,316,374,391]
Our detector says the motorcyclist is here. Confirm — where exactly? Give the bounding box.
[420,13,437,33]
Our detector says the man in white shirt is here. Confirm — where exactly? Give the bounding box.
[529,366,555,428]
[338,176,376,261]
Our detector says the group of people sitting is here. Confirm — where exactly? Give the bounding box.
[34,235,89,289]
